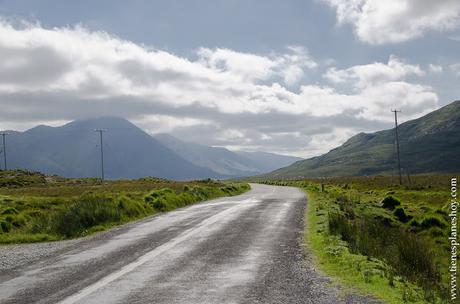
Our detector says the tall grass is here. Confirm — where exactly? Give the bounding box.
[0,174,250,242]
[50,194,151,237]
[328,213,443,301]
[260,176,453,302]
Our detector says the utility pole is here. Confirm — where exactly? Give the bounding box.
[94,129,107,183]
[391,110,402,185]
[0,132,9,170]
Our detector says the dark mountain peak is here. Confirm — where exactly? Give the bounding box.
[23,124,56,135]
[8,117,218,180]
[62,116,138,131]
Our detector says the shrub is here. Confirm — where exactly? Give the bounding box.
[146,188,177,211]
[420,216,446,229]
[29,213,52,234]
[328,213,440,296]
[117,196,149,218]
[430,227,444,237]
[381,196,401,210]
[328,213,358,250]
[52,195,121,237]
[152,199,167,211]
[409,219,420,227]
[1,220,12,233]
[1,207,19,215]
[394,207,412,223]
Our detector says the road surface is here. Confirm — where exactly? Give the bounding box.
[0,184,369,304]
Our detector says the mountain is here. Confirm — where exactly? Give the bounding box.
[154,134,301,177]
[265,100,460,179]
[6,117,217,180]
[234,151,303,173]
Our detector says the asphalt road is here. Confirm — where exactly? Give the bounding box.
[0,184,369,304]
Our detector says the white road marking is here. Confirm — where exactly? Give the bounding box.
[58,198,259,304]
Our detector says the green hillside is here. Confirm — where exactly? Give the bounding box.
[266,100,460,179]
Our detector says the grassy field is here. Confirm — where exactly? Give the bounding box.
[260,174,456,303]
[0,170,250,244]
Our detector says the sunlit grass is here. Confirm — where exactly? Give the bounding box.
[0,170,250,243]
[261,174,454,303]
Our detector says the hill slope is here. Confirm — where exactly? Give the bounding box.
[234,151,302,173]
[6,117,217,180]
[155,134,301,177]
[266,100,460,179]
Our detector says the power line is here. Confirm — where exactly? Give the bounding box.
[391,109,402,185]
[0,132,9,170]
[94,129,107,183]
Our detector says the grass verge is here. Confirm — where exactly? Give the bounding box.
[260,175,453,303]
[0,170,250,243]
[306,190,428,304]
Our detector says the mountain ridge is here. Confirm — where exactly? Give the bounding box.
[154,133,302,177]
[7,117,218,180]
[4,116,301,180]
[263,100,460,179]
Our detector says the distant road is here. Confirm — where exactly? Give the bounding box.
[0,184,360,304]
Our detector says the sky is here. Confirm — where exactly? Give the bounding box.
[0,0,459,157]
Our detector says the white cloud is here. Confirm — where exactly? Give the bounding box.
[308,127,356,155]
[322,0,460,44]
[0,20,439,157]
[197,48,276,82]
[277,45,318,85]
[133,115,216,134]
[450,63,460,76]
[324,55,424,88]
[321,55,437,121]
[428,64,443,73]
[297,82,437,123]
[197,45,317,86]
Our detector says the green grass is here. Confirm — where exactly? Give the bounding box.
[0,170,250,243]
[260,174,454,303]
[305,191,426,304]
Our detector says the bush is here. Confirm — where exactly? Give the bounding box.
[117,196,149,218]
[409,219,420,227]
[145,188,177,211]
[430,227,444,237]
[393,207,412,223]
[29,213,52,234]
[381,196,401,210]
[1,214,27,229]
[1,207,19,215]
[328,213,440,295]
[144,184,249,212]
[152,199,168,211]
[0,178,250,243]
[1,220,12,233]
[52,194,152,237]
[52,195,121,237]
[420,216,446,229]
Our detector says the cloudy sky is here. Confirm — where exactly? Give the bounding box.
[0,0,459,157]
